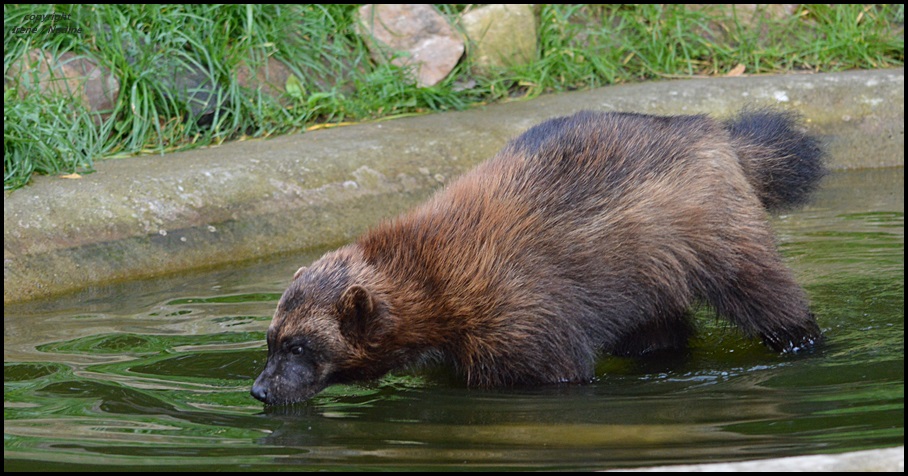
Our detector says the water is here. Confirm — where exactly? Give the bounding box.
[4,168,903,471]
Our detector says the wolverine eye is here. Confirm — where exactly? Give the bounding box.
[284,338,316,357]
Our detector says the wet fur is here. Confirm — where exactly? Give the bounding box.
[252,109,825,405]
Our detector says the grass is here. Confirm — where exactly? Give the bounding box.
[3,4,904,190]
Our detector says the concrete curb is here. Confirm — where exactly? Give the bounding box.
[3,68,904,304]
[613,446,904,472]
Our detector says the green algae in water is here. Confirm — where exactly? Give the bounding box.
[4,168,904,471]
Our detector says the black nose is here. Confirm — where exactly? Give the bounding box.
[251,382,269,403]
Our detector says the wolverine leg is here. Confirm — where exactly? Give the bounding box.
[612,313,696,356]
[699,237,821,352]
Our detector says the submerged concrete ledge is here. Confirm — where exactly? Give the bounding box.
[614,445,904,472]
[3,68,904,304]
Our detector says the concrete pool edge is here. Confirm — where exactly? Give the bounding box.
[3,68,904,305]
[611,445,905,472]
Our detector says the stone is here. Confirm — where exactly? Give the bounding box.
[236,56,295,105]
[686,4,801,29]
[8,49,119,121]
[461,4,537,74]
[357,4,464,87]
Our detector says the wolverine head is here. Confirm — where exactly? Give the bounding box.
[251,248,391,405]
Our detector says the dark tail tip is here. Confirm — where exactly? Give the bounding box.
[725,108,827,211]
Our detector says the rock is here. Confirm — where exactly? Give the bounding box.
[7,49,119,122]
[687,4,802,30]
[461,4,537,74]
[357,4,464,88]
[724,4,800,23]
[236,56,295,106]
[151,59,223,126]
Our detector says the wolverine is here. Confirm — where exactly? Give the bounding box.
[252,109,825,405]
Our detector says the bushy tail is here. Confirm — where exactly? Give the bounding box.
[725,108,826,211]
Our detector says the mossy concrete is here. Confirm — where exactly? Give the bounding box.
[3,68,903,304]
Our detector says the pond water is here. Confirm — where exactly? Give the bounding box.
[4,168,903,471]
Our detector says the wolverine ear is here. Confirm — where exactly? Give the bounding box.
[293,266,307,280]
[337,285,378,340]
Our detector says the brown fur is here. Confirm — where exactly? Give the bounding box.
[252,109,825,405]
